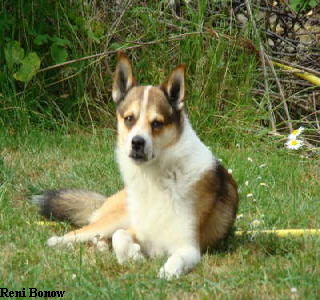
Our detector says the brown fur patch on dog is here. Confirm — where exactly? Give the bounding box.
[193,163,239,251]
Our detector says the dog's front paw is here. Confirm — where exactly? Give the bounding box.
[158,255,184,280]
[92,236,108,251]
[127,243,145,262]
[112,229,144,264]
[47,236,64,247]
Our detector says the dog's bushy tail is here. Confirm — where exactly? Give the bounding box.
[32,189,107,226]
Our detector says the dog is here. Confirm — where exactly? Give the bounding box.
[33,52,239,279]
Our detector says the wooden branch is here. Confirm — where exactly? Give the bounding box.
[264,50,293,132]
[313,92,320,130]
[37,31,205,74]
[260,45,277,132]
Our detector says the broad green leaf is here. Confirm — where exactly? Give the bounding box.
[0,14,15,32]
[51,36,71,47]
[13,52,41,83]
[290,0,301,10]
[87,30,101,43]
[86,20,105,43]
[289,0,318,11]
[51,43,68,64]
[110,43,123,50]
[4,41,25,70]
[34,34,50,46]
[309,0,318,8]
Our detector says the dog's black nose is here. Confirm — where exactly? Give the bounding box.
[132,135,145,151]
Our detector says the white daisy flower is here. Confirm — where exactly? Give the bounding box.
[237,214,244,220]
[228,169,233,174]
[247,193,253,198]
[250,219,261,227]
[291,287,297,293]
[245,180,249,186]
[259,163,266,168]
[285,139,303,150]
[247,157,253,162]
[260,182,268,187]
[288,127,304,140]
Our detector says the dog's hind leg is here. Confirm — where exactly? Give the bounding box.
[88,189,127,224]
[47,190,129,247]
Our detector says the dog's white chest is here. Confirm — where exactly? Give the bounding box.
[127,173,196,257]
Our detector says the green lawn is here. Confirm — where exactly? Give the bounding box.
[0,128,319,299]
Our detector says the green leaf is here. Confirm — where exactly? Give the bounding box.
[109,43,123,50]
[290,0,300,10]
[4,41,25,70]
[51,43,68,64]
[34,34,50,46]
[289,0,318,11]
[0,14,15,32]
[309,0,318,8]
[87,30,101,43]
[51,36,71,47]
[86,20,105,43]
[13,52,41,83]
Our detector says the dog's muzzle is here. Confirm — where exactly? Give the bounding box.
[130,135,147,162]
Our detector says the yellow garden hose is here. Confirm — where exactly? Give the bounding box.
[235,229,320,237]
[32,221,320,237]
[272,61,320,86]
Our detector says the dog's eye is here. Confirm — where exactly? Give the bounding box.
[124,115,134,126]
[151,120,164,130]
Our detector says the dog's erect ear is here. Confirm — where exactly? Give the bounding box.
[161,64,186,110]
[112,52,136,104]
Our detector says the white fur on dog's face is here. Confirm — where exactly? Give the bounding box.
[116,85,183,164]
[112,53,186,164]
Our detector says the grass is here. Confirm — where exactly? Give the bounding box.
[0,127,319,299]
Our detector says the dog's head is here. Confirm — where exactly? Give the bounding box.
[112,52,186,164]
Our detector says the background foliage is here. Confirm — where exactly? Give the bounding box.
[1,1,319,146]
[0,0,260,137]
